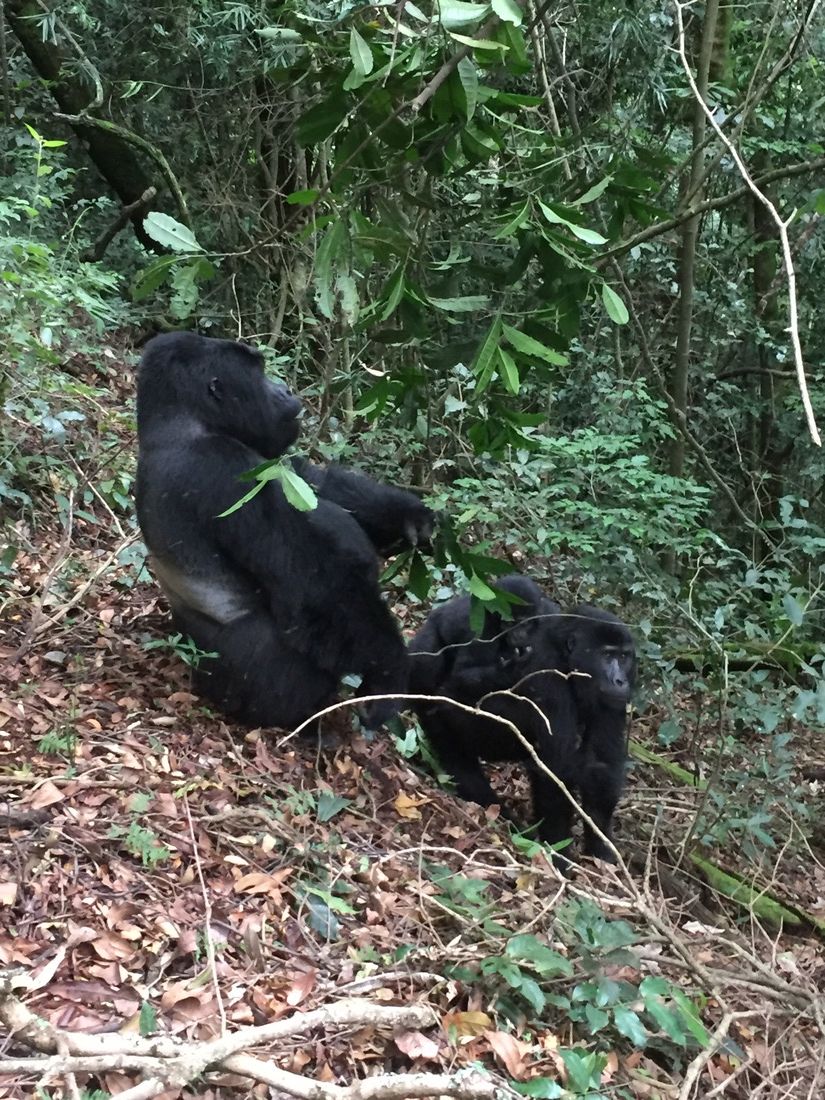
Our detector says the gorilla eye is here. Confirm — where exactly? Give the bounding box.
[208,377,222,401]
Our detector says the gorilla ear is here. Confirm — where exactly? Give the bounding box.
[208,377,223,401]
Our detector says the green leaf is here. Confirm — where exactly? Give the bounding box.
[349,27,374,75]
[643,995,687,1046]
[138,1001,158,1036]
[513,1080,563,1098]
[218,481,267,517]
[285,189,320,206]
[517,976,546,1014]
[457,56,479,120]
[276,466,319,511]
[613,1005,648,1047]
[316,792,352,822]
[559,1049,605,1093]
[601,283,629,325]
[497,347,520,394]
[315,218,347,320]
[782,593,805,626]
[427,294,488,312]
[494,199,530,238]
[142,212,203,253]
[132,256,177,302]
[671,989,711,1046]
[584,1002,609,1032]
[537,200,607,245]
[449,33,508,50]
[468,573,497,600]
[491,0,522,23]
[379,264,407,321]
[506,934,573,976]
[435,1,490,30]
[257,27,303,42]
[407,550,433,600]
[573,176,612,205]
[502,324,568,366]
[298,93,350,145]
[470,314,503,393]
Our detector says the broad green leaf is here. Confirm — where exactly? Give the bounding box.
[497,347,519,393]
[613,1005,648,1047]
[297,93,350,145]
[643,995,687,1046]
[601,283,629,324]
[537,200,607,245]
[573,176,612,205]
[449,32,508,50]
[277,466,319,512]
[559,1049,605,1092]
[513,1080,563,1098]
[285,189,320,205]
[502,323,568,366]
[142,212,203,253]
[457,56,478,120]
[349,27,374,75]
[671,989,711,1046]
[468,573,497,600]
[138,1001,158,1035]
[506,934,573,975]
[132,256,177,301]
[470,314,503,393]
[584,1003,609,1032]
[491,0,522,24]
[435,1,489,30]
[316,792,352,822]
[782,593,805,626]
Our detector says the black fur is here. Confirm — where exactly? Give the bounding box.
[410,587,636,863]
[136,332,433,731]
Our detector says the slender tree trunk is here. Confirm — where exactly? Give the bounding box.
[7,0,157,249]
[669,0,721,482]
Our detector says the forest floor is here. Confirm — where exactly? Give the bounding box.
[1,348,824,1100]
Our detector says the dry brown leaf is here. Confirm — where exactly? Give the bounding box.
[394,792,430,819]
[0,882,18,907]
[443,1009,492,1038]
[285,967,317,1006]
[394,1029,440,1060]
[25,780,65,809]
[484,1029,532,1078]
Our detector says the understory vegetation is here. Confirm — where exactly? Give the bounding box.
[1,1,823,1099]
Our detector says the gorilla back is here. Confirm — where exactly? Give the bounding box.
[136,332,414,730]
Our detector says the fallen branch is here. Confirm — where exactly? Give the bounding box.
[0,977,501,1099]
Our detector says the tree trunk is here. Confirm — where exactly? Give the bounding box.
[7,0,158,250]
[669,0,721,482]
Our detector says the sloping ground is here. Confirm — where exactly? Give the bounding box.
[1,346,824,1098]
[2,518,824,1100]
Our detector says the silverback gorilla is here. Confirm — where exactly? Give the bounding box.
[136,332,433,731]
[409,581,636,863]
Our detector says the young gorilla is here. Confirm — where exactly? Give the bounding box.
[408,574,560,701]
[136,332,433,731]
[410,590,636,863]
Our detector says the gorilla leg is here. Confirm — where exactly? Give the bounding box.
[578,759,625,862]
[418,710,500,807]
[186,609,338,730]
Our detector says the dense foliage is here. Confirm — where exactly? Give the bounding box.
[1,0,824,1094]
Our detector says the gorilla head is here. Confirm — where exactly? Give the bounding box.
[138,332,302,459]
